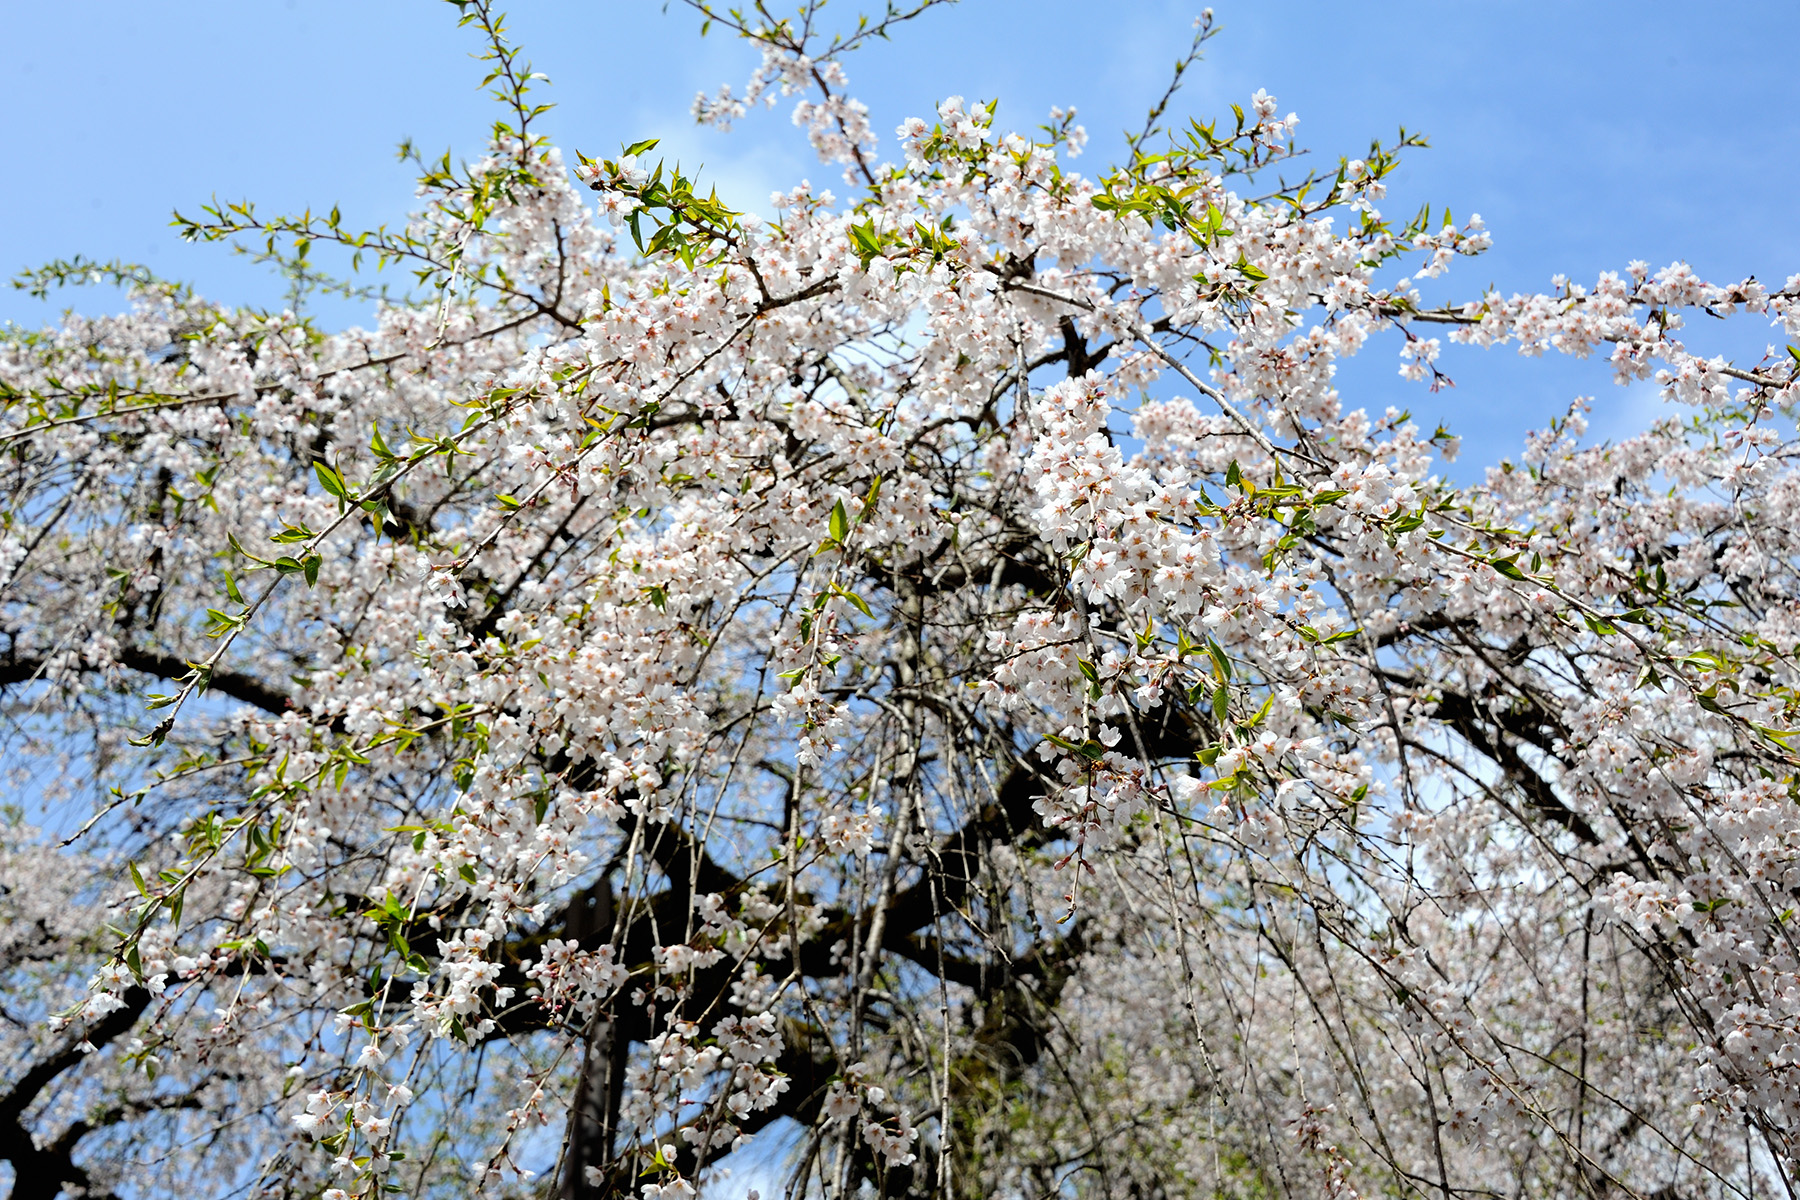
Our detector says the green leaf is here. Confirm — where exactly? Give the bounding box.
[370,422,397,461]
[1244,694,1274,731]
[1584,613,1619,636]
[1489,554,1526,581]
[1755,724,1799,750]
[831,582,872,618]
[848,220,884,266]
[830,499,849,544]
[313,460,349,501]
[270,524,315,544]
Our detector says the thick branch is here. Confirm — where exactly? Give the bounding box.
[0,645,296,717]
[0,985,151,1200]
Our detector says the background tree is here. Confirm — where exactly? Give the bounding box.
[4,4,1800,1198]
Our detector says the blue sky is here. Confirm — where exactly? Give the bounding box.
[6,0,1797,473]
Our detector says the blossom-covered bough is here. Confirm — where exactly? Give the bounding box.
[5,2,1800,1197]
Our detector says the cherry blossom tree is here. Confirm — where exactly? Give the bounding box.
[5,3,1800,1198]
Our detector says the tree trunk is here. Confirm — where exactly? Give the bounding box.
[558,880,624,1200]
